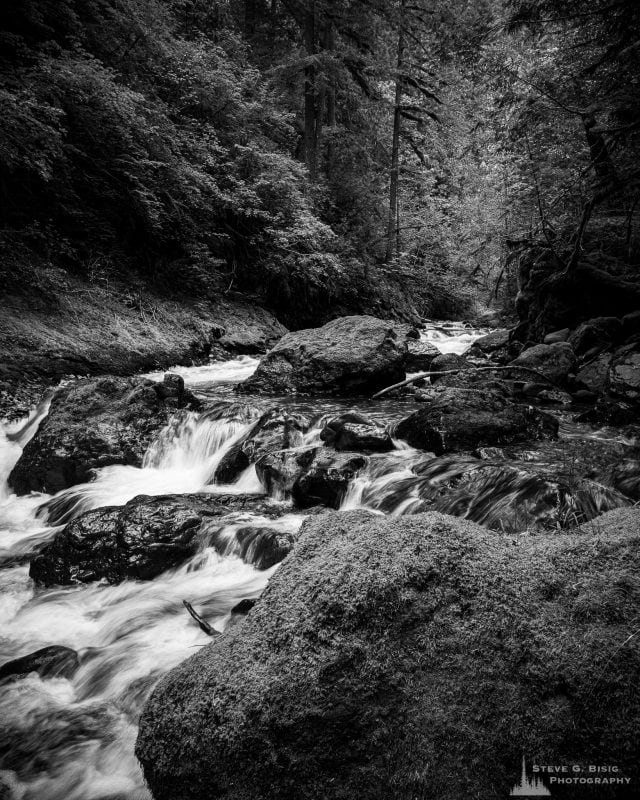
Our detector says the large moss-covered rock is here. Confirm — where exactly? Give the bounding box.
[608,342,640,404]
[395,387,558,454]
[238,315,408,395]
[137,509,640,800]
[9,375,200,495]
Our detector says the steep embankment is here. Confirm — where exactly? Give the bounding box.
[0,278,285,417]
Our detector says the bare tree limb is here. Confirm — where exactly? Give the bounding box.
[183,600,218,636]
[372,365,561,399]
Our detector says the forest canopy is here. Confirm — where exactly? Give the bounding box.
[1,0,639,327]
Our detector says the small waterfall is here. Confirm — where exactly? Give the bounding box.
[40,410,262,526]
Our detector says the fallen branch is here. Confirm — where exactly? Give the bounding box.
[372,365,560,399]
[183,600,217,636]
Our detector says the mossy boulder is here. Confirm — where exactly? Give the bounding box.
[8,374,200,495]
[237,315,408,396]
[137,508,640,800]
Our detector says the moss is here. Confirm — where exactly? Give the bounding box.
[137,508,640,800]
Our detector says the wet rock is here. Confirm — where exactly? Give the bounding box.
[30,494,272,586]
[256,447,367,508]
[0,646,79,683]
[543,327,570,344]
[429,353,470,382]
[231,599,257,615]
[213,302,288,354]
[611,459,640,501]
[395,387,558,455]
[9,376,200,495]
[568,317,622,356]
[575,352,613,395]
[608,343,640,404]
[320,413,394,453]
[137,509,640,800]
[238,316,408,396]
[536,388,573,405]
[576,398,638,427]
[467,329,518,364]
[405,340,440,372]
[508,341,576,384]
[235,527,295,570]
[214,409,310,484]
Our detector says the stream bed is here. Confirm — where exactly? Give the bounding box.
[0,322,637,800]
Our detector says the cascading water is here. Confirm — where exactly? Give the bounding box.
[0,327,636,800]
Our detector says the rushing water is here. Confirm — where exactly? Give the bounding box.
[0,326,636,800]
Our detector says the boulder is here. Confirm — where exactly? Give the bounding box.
[405,339,440,372]
[214,408,310,484]
[137,509,640,800]
[395,387,558,455]
[256,447,367,508]
[9,375,200,495]
[320,413,394,453]
[608,343,640,404]
[29,494,274,586]
[0,646,79,683]
[508,341,576,384]
[575,352,613,395]
[428,352,470,382]
[611,459,640,501]
[568,316,622,357]
[237,316,408,396]
[232,527,295,570]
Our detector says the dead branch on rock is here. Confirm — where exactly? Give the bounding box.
[183,600,218,636]
[372,365,560,399]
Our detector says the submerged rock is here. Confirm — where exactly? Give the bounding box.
[0,646,79,683]
[30,494,273,586]
[238,315,408,396]
[395,387,558,455]
[9,375,200,495]
[136,508,640,800]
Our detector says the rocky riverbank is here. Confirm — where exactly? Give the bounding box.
[0,279,286,419]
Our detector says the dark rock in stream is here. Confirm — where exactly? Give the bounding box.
[405,339,440,372]
[30,494,277,586]
[136,508,640,800]
[395,387,558,455]
[237,315,408,396]
[508,341,577,384]
[214,408,310,485]
[320,413,394,453]
[9,375,200,495]
[0,646,79,683]
[256,447,367,507]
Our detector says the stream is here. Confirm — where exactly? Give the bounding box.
[0,322,636,800]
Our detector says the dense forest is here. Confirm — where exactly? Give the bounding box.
[2,0,639,328]
[2,4,640,800]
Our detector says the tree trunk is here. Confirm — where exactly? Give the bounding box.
[325,20,336,178]
[386,1,405,262]
[303,3,317,180]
